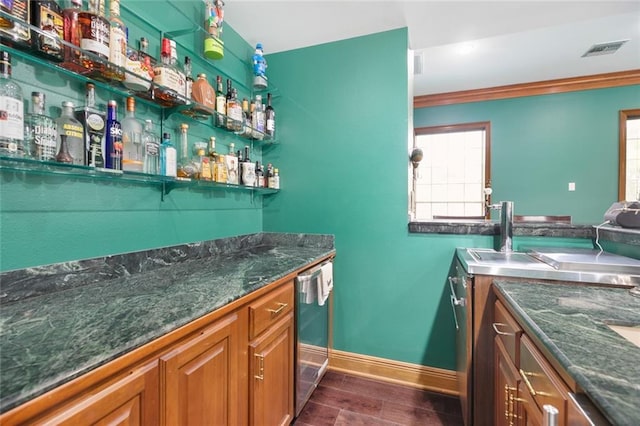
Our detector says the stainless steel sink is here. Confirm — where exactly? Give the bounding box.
[528,247,640,275]
[467,249,543,266]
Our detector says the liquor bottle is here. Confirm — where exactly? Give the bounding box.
[252,94,265,140]
[271,168,280,189]
[153,38,185,107]
[240,97,252,138]
[74,83,105,167]
[160,132,176,177]
[61,0,84,73]
[133,37,155,98]
[0,0,31,50]
[184,56,193,104]
[225,142,238,184]
[123,41,150,92]
[214,75,225,127]
[107,0,126,81]
[226,87,242,131]
[121,97,143,172]
[177,123,197,178]
[56,101,84,165]
[203,0,224,59]
[265,92,276,139]
[197,144,212,180]
[169,39,186,103]
[190,73,215,115]
[0,0,14,29]
[78,0,110,80]
[30,0,64,61]
[104,100,122,170]
[25,92,57,161]
[240,145,255,187]
[0,51,25,157]
[56,134,73,163]
[142,119,159,175]
[255,161,264,188]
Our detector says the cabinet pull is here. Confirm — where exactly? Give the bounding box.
[254,354,264,380]
[543,404,559,426]
[519,369,551,397]
[267,302,288,316]
[493,322,515,336]
[504,384,510,422]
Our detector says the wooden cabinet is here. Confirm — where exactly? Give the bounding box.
[33,361,159,426]
[491,297,608,426]
[0,268,315,426]
[160,313,241,426]
[248,281,295,426]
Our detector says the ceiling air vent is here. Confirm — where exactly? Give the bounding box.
[414,53,423,75]
[582,40,629,57]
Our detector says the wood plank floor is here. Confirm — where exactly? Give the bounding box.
[293,370,464,426]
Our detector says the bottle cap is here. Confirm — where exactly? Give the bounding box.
[163,132,170,139]
[62,101,75,108]
[180,123,189,130]
[197,73,207,79]
[161,38,171,56]
[126,97,135,110]
[107,100,117,107]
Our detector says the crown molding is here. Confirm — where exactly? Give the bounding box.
[414,70,640,108]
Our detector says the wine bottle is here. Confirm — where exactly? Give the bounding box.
[105,100,123,170]
[265,92,276,139]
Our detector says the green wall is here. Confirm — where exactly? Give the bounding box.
[0,1,262,271]
[414,86,640,224]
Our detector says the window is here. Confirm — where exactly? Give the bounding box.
[619,109,640,201]
[410,122,491,220]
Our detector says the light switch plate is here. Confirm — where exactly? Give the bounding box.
[568,182,576,191]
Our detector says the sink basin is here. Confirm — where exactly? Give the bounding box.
[467,249,543,265]
[606,324,640,348]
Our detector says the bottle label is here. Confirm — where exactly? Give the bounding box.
[266,118,275,132]
[32,120,57,160]
[153,66,185,96]
[164,146,176,177]
[80,14,110,59]
[109,26,126,69]
[0,96,24,140]
[37,4,64,54]
[225,155,238,184]
[145,142,159,156]
[107,122,123,169]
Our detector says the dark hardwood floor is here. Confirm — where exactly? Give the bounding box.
[293,370,464,426]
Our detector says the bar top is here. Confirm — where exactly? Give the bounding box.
[0,232,335,413]
[494,280,640,426]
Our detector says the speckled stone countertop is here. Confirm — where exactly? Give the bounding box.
[408,220,593,238]
[0,232,335,413]
[494,281,640,426]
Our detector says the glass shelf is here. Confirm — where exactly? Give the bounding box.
[0,156,279,200]
[0,9,279,145]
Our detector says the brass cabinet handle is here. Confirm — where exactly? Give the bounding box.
[504,384,510,422]
[519,369,551,397]
[267,302,288,316]
[254,354,264,380]
[493,322,515,336]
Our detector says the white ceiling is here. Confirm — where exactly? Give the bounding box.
[224,1,640,96]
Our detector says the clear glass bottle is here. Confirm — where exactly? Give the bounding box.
[121,97,143,172]
[252,94,265,140]
[30,0,64,62]
[74,82,105,167]
[104,100,122,170]
[225,142,238,184]
[25,92,57,161]
[56,101,84,165]
[78,0,110,80]
[56,134,73,163]
[142,119,159,175]
[61,0,84,73]
[107,0,126,81]
[153,37,185,107]
[160,132,176,177]
[0,51,25,157]
[177,123,197,178]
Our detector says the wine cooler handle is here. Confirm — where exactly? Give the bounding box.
[542,404,559,426]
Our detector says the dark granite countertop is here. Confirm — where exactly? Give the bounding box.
[494,281,640,426]
[408,220,593,238]
[0,233,335,413]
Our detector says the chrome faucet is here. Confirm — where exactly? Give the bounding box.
[489,201,514,252]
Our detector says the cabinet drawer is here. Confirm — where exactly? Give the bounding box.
[494,300,522,366]
[249,282,294,340]
[520,334,568,425]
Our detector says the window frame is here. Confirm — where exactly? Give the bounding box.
[619,109,640,201]
[412,121,492,220]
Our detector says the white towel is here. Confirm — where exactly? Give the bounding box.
[297,275,315,304]
[317,262,333,306]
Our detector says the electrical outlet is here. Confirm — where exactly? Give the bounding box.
[568,182,576,191]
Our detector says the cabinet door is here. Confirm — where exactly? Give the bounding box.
[495,337,520,426]
[35,361,159,425]
[249,313,294,426]
[160,313,240,426]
